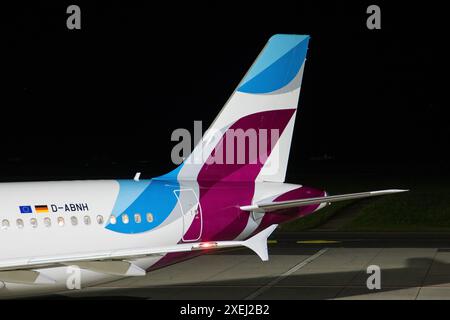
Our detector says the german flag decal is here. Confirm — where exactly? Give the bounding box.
[35,205,49,213]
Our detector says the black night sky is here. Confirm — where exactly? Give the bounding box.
[0,1,448,182]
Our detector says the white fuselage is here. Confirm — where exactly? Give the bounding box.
[0,180,184,298]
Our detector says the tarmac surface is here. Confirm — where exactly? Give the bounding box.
[56,232,450,300]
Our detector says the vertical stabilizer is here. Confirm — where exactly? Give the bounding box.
[173,35,310,183]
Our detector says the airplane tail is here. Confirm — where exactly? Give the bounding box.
[173,34,310,183]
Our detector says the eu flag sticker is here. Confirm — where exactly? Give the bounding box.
[19,206,32,214]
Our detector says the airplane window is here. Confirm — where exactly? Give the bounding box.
[146,213,154,223]
[109,215,117,225]
[30,218,38,228]
[96,215,104,225]
[1,219,9,230]
[57,217,65,227]
[16,219,24,229]
[122,214,129,224]
[71,216,78,226]
[84,215,91,225]
[134,213,141,223]
[44,217,51,228]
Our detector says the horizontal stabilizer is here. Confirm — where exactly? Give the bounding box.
[240,189,409,213]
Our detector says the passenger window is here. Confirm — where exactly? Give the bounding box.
[57,217,65,227]
[146,213,154,223]
[30,218,38,228]
[16,219,24,229]
[84,215,91,225]
[44,217,51,228]
[71,216,78,226]
[1,219,10,230]
[96,215,104,225]
[109,215,117,225]
[134,213,141,223]
[122,214,129,224]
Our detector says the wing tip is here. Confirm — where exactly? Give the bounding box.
[371,189,410,194]
[243,224,278,261]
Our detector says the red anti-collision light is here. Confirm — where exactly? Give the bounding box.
[195,242,218,249]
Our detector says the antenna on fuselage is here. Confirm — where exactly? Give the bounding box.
[134,172,141,181]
